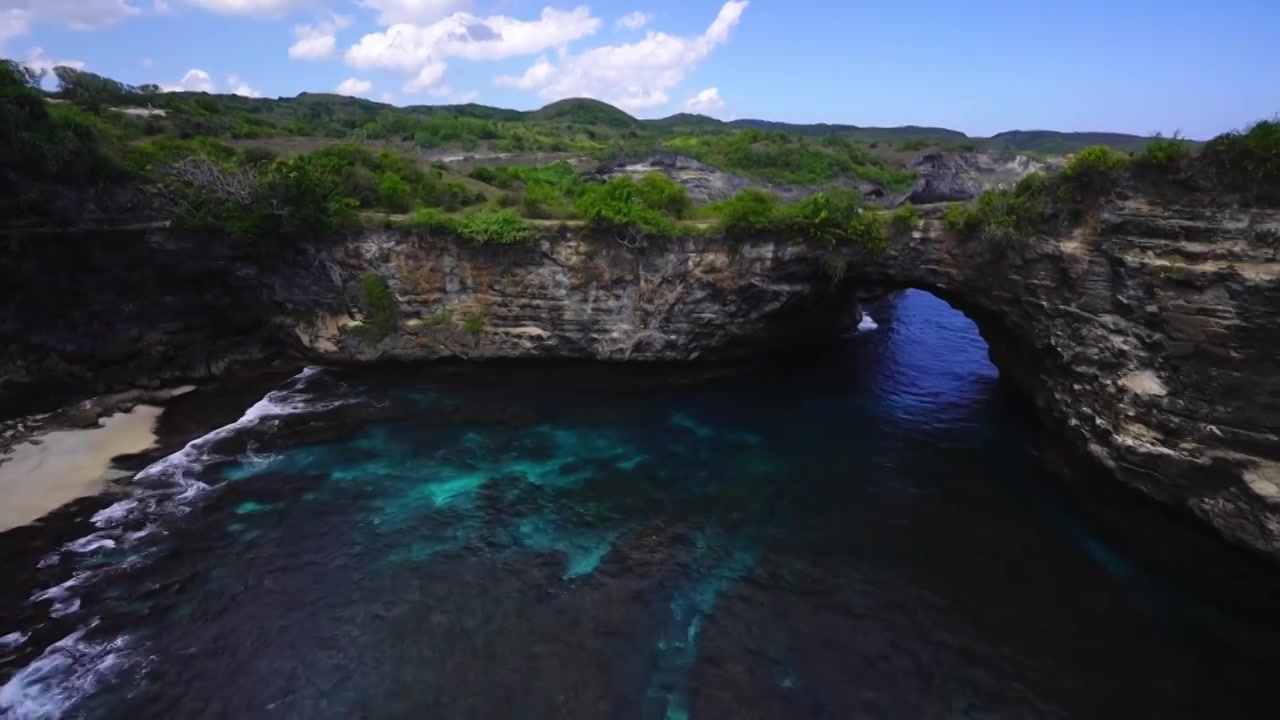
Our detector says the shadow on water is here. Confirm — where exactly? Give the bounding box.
[2,290,1280,719]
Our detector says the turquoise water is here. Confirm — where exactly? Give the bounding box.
[2,290,1279,719]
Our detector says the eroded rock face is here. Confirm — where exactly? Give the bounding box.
[844,198,1280,559]
[293,228,857,363]
[903,150,1048,205]
[2,189,1277,562]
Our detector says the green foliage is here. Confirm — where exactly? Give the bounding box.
[889,203,921,232]
[944,173,1050,241]
[0,62,128,185]
[635,172,692,219]
[529,98,639,128]
[710,187,785,237]
[1058,145,1128,204]
[404,207,459,234]
[357,272,399,340]
[574,176,680,238]
[1200,118,1280,199]
[666,131,917,190]
[377,171,412,213]
[896,139,932,152]
[819,255,847,282]
[781,189,887,251]
[1136,132,1192,170]
[456,208,538,245]
[463,312,486,334]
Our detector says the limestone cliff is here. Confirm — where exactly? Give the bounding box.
[1,190,1277,562]
[841,198,1280,560]
[291,228,857,364]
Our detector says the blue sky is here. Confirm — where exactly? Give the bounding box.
[1,0,1275,138]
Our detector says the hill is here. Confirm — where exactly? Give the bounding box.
[529,98,638,128]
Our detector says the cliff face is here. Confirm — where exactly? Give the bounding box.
[2,191,1277,560]
[846,198,1280,559]
[291,228,857,362]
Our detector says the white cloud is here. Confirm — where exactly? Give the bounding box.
[0,9,29,50]
[335,77,373,96]
[24,46,85,74]
[680,87,724,115]
[228,74,261,96]
[496,1,747,112]
[162,68,215,92]
[180,0,315,15]
[0,0,141,31]
[345,5,599,93]
[152,0,172,12]
[615,11,650,30]
[380,91,395,104]
[359,0,468,25]
[289,12,352,59]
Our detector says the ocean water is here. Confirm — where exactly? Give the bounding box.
[2,290,1279,719]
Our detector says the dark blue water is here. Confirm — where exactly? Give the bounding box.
[3,290,1279,719]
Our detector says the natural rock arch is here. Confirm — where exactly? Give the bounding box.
[823,201,1280,561]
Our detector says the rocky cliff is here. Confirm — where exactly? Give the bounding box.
[2,189,1277,561]
[840,196,1280,560]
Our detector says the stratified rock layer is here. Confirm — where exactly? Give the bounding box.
[2,189,1277,560]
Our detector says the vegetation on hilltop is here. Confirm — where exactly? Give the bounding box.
[945,119,1280,243]
[3,59,1277,254]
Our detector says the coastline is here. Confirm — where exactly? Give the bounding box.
[0,405,163,532]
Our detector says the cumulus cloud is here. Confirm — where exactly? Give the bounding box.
[680,87,724,115]
[0,9,29,50]
[180,0,316,15]
[228,74,261,96]
[496,0,747,112]
[0,0,141,31]
[335,77,373,96]
[358,0,469,25]
[289,12,352,59]
[615,11,651,30]
[25,46,85,73]
[345,5,599,94]
[163,68,215,92]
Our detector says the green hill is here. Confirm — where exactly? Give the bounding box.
[529,98,639,128]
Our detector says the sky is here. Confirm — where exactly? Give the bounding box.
[0,0,1275,138]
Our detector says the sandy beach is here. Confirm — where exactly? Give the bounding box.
[0,405,163,531]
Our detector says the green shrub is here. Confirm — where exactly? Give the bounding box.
[357,272,399,340]
[1200,118,1280,198]
[1137,132,1192,170]
[377,171,412,213]
[463,312,485,334]
[712,188,784,237]
[944,173,1050,241]
[456,208,538,245]
[635,172,692,219]
[574,176,678,239]
[889,203,921,232]
[405,207,459,234]
[1059,145,1128,203]
[781,188,886,251]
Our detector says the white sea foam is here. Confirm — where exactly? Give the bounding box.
[0,623,134,720]
[2,367,340,719]
[857,312,879,332]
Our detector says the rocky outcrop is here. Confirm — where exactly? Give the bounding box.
[587,153,885,204]
[292,228,858,363]
[837,197,1280,560]
[2,187,1278,562]
[902,150,1048,205]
